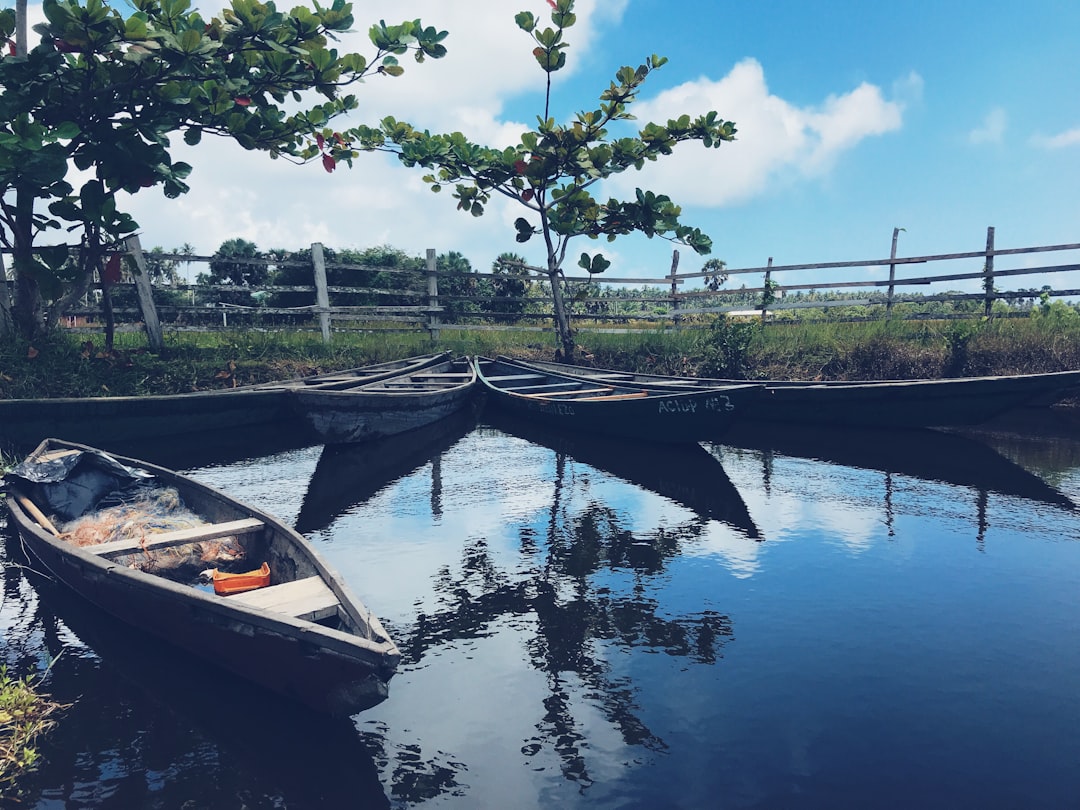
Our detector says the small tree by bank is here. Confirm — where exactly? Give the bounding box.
[350,0,736,361]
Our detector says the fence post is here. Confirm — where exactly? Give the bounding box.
[124,235,164,351]
[761,257,773,323]
[886,226,901,316]
[668,249,681,328]
[983,226,995,317]
[426,248,440,342]
[311,241,331,343]
[0,251,13,338]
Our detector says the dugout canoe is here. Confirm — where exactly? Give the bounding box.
[0,352,452,451]
[473,356,762,443]
[3,438,400,716]
[289,356,478,445]
[505,356,1080,429]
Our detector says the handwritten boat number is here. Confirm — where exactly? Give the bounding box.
[656,396,733,415]
[524,395,733,418]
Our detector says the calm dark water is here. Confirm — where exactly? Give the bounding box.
[4,409,1080,809]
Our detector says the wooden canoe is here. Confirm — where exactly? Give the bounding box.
[473,356,763,443]
[0,352,451,450]
[290,356,478,444]
[505,356,1080,429]
[3,438,400,716]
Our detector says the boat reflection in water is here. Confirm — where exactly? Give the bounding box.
[713,422,1074,510]
[711,421,1075,545]
[381,420,743,782]
[1,534,391,809]
[296,408,479,535]
[482,409,760,539]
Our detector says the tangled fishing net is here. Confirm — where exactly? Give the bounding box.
[58,485,246,577]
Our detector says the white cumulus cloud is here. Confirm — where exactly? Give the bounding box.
[606,59,907,207]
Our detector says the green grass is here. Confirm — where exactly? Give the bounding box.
[1,316,1079,398]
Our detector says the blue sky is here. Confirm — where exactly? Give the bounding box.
[14,0,1080,291]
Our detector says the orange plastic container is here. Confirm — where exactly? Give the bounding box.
[213,562,271,595]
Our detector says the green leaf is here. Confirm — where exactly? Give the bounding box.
[37,244,70,271]
[514,11,535,32]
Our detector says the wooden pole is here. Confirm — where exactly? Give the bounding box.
[761,257,773,323]
[426,248,440,342]
[125,235,165,351]
[15,494,60,536]
[668,249,681,328]
[886,227,900,315]
[15,0,26,56]
[311,242,331,343]
[983,226,996,317]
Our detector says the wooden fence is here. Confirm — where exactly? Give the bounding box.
[3,227,1079,349]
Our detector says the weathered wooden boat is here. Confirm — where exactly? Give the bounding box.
[290,356,478,444]
[483,409,760,538]
[0,352,450,451]
[505,356,1080,429]
[473,356,763,443]
[3,438,400,715]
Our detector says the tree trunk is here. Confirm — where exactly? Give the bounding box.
[10,182,47,341]
[0,251,13,338]
[101,281,115,351]
[547,270,576,362]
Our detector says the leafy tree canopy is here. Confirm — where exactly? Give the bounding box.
[0,0,447,339]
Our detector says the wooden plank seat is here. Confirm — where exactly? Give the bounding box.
[484,373,547,383]
[522,386,615,398]
[378,380,460,388]
[226,575,340,622]
[505,382,591,394]
[83,517,265,557]
[578,391,650,401]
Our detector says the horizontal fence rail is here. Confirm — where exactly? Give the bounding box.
[2,227,1078,348]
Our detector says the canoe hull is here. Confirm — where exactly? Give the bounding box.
[0,353,452,451]
[4,439,399,716]
[0,388,299,450]
[291,357,478,444]
[510,357,1080,429]
[475,357,762,443]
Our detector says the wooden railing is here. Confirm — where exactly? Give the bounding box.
[4,227,1077,349]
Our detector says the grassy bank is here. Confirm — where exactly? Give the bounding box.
[1,316,1079,399]
[0,664,64,797]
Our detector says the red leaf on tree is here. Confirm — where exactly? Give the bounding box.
[514,159,528,174]
[322,153,336,173]
[235,96,251,107]
[26,346,39,359]
[546,0,557,7]
[334,133,347,148]
[521,189,534,202]
[102,254,122,284]
[6,41,14,56]
[316,133,325,150]
[54,39,77,53]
